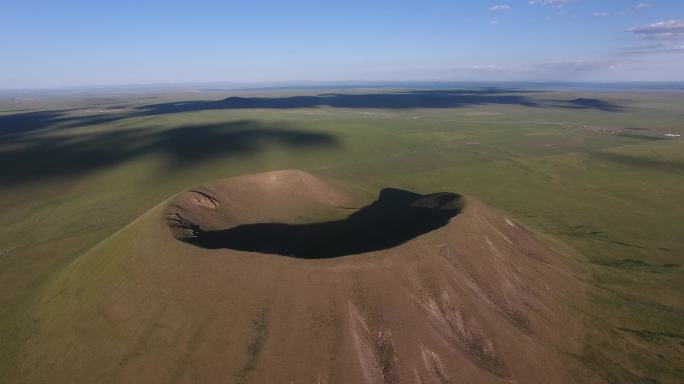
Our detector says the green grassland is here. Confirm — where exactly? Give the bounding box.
[0,88,682,383]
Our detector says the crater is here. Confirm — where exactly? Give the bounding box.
[184,189,461,258]
[166,172,463,258]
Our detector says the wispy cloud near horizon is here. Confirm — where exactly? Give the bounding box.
[540,60,618,72]
[621,41,684,55]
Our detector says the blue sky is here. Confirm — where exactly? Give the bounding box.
[1,0,683,88]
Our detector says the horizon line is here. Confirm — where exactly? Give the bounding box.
[2,79,684,93]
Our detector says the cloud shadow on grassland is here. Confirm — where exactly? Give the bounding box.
[0,121,337,186]
[590,151,684,172]
[0,89,627,140]
[550,98,625,112]
[131,90,626,115]
[135,90,541,114]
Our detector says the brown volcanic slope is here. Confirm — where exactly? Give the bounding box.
[16,170,594,383]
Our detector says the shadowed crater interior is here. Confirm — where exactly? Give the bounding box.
[171,188,463,259]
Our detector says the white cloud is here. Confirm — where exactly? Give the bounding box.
[629,20,684,40]
[634,3,655,10]
[488,5,511,12]
[592,12,610,17]
[528,0,572,8]
[489,20,500,25]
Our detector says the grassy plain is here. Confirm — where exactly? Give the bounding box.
[0,87,682,382]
